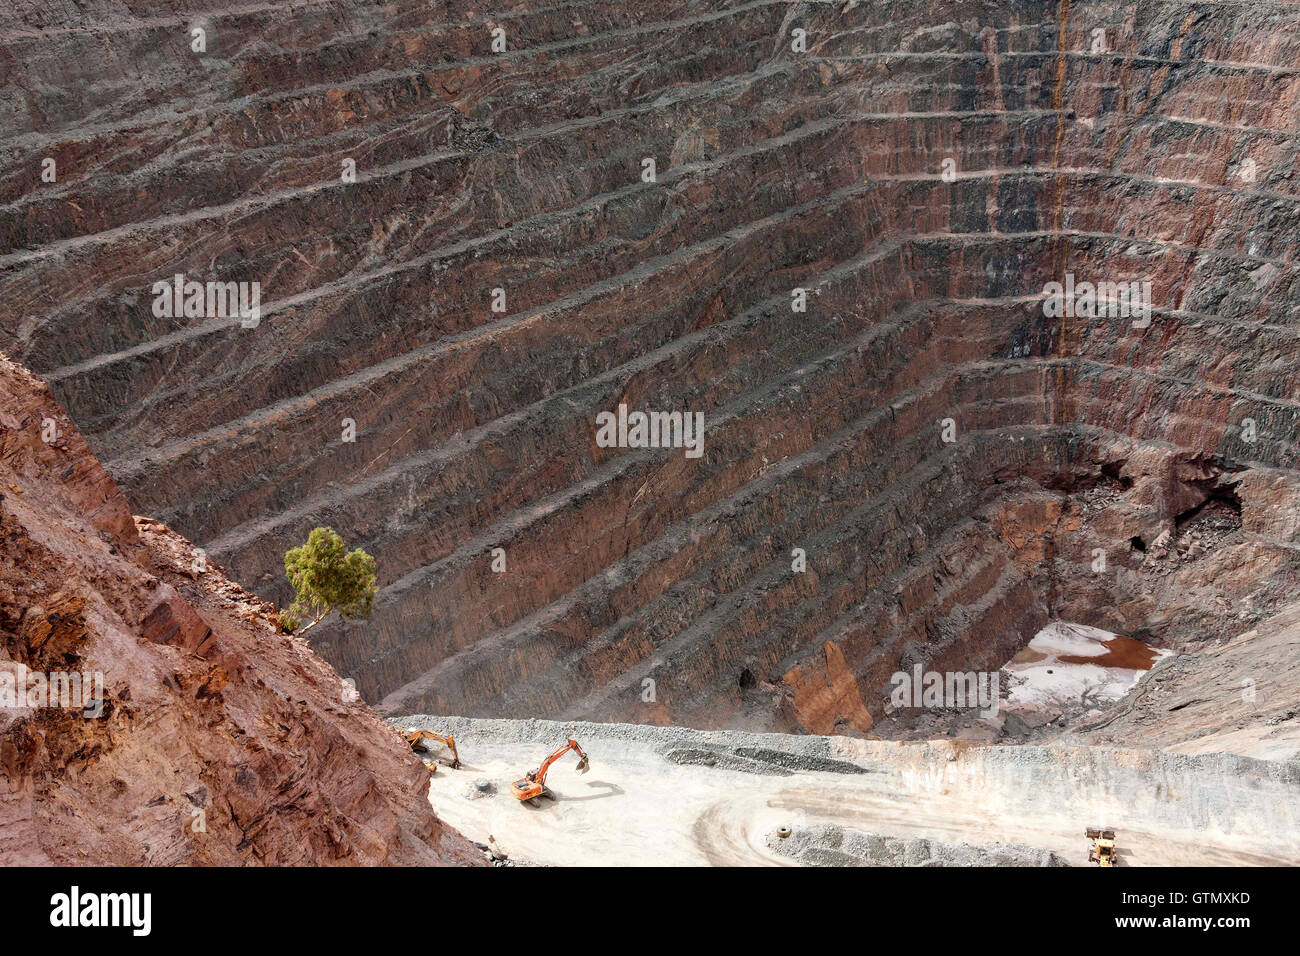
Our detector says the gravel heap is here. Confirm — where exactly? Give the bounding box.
[768,824,1070,867]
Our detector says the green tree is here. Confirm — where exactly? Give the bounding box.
[282,527,377,635]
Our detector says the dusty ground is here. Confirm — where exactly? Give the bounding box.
[409,716,1300,868]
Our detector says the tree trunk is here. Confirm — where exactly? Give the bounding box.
[296,611,330,636]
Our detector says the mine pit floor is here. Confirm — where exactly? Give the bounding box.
[413,717,1299,867]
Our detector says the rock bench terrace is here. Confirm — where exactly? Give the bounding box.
[3,0,1299,737]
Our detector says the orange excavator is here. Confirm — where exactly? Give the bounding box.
[402,729,461,769]
[510,738,590,804]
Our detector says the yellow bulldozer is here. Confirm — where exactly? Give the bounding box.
[1087,827,1117,866]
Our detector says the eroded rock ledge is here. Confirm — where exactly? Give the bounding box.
[0,354,481,865]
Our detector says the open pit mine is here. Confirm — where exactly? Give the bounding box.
[1,0,1298,878]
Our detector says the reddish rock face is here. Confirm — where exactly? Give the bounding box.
[1,1,1297,734]
[0,355,481,865]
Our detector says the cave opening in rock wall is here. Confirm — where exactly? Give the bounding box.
[3,0,1298,741]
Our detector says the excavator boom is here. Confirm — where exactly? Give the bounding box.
[535,738,589,786]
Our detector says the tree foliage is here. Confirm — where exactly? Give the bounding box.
[282,527,377,635]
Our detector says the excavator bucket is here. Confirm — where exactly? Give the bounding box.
[576,754,590,774]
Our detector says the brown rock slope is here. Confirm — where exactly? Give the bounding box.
[1067,601,1300,760]
[0,355,481,865]
[1,1,1298,734]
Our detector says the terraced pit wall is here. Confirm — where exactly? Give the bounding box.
[2,1,1298,733]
